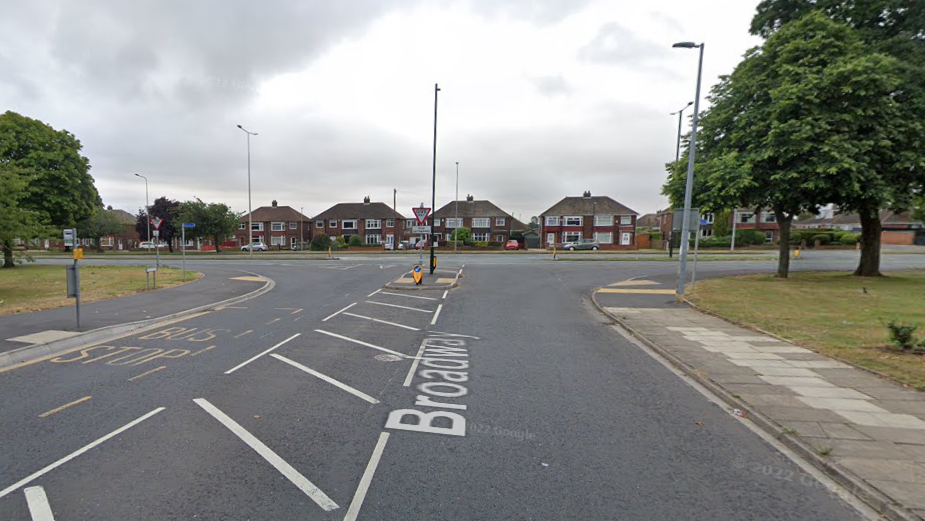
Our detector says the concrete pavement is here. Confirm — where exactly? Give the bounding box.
[594,274,925,521]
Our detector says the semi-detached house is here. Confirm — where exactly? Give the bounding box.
[313,196,407,247]
[234,200,312,249]
[431,195,527,244]
[539,192,638,249]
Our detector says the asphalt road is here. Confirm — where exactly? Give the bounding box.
[3,252,923,520]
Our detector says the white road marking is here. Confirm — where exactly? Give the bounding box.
[193,398,338,511]
[367,288,382,298]
[380,291,437,301]
[224,333,301,375]
[403,340,430,387]
[427,330,481,340]
[366,301,432,313]
[24,486,55,521]
[344,432,390,521]
[322,302,357,322]
[442,290,448,300]
[343,312,419,331]
[272,354,380,404]
[315,329,407,357]
[430,304,443,325]
[0,408,165,499]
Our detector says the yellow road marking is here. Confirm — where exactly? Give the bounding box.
[38,396,92,418]
[233,330,253,339]
[231,276,265,282]
[266,318,281,324]
[608,280,660,287]
[291,308,303,315]
[191,345,215,356]
[392,279,415,284]
[596,288,677,295]
[436,278,455,283]
[128,365,166,381]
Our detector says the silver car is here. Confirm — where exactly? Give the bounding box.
[562,238,600,251]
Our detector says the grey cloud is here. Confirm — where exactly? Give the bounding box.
[579,22,671,71]
[465,0,594,24]
[531,75,571,96]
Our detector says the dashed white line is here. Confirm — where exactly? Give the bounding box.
[380,291,438,301]
[367,288,382,298]
[272,354,380,404]
[315,329,407,357]
[344,432,390,521]
[322,302,357,322]
[24,486,55,521]
[224,333,301,375]
[442,290,448,300]
[193,398,338,511]
[0,407,165,499]
[403,339,429,387]
[365,301,432,313]
[343,312,420,331]
[430,304,443,325]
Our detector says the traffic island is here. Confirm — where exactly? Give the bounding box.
[385,267,461,291]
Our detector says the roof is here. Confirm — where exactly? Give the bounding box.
[636,213,658,227]
[241,204,311,223]
[795,210,923,228]
[312,202,406,221]
[111,209,136,225]
[539,195,638,217]
[433,199,528,230]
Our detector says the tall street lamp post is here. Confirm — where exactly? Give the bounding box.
[672,41,705,302]
[671,101,694,162]
[237,125,258,258]
[430,83,440,274]
[134,173,150,245]
[454,161,459,254]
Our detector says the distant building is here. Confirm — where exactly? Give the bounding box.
[432,195,527,244]
[795,210,925,245]
[313,196,407,248]
[539,191,638,248]
[234,200,312,249]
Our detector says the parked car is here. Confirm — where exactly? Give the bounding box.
[562,238,600,251]
[241,242,268,252]
[505,240,521,251]
[138,241,167,249]
[383,242,394,250]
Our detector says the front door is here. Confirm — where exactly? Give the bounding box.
[621,232,631,245]
[546,233,555,246]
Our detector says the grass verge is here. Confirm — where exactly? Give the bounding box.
[688,271,925,390]
[0,264,201,316]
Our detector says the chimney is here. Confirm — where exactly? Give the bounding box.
[363,196,370,205]
[272,200,278,208]
[106,205,113,211]
[583,191,591,199]
[466,194,474,203]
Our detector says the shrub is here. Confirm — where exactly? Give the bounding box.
[310,233,332,251]
[700,237,732,248]
[812,234,831,246]
[788,231,803,246]
[839,233,859,245]
[348,234,362,247]
[334,236,347,249]
[474,241,489,248]
[650,231,664,240]
[734,229,766,246]
[886,320,918,350]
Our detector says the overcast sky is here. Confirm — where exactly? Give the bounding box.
[1,0,761,221]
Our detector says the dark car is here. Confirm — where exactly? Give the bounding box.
[562,238,600,251]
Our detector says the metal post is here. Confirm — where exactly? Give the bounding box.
[454,161,459,254]
[182,226,186,282]
[300,207,304,250]
[692,222,701,291]
[135,174,150,244]
[74,259,81,328]
[731,208,738,251]
[155,231,160,269]
[238,125,257,258]
[674,42,705,302]
[671,102,693,162]
[430,83,440,274]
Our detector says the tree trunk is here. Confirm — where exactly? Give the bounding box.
[775,210,792,279]
[213,236,222,253]
[2,240,15,268]
[167,240,174,253]
[854,207,882,277]
[95,236,104,253]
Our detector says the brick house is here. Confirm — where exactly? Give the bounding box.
[432,195,527,244]
[795,210,925,245]
[657,207,782,243]
[72,207,142,251]
[540,192,638,249]
[313,196,407,247]
[234,200,312,249]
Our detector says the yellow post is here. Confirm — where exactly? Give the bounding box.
[73,248,84,260]
[794,247,801,259]
[328,246,332,259]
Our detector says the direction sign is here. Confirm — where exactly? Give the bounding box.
[411,225,429,234]
[412,207,431,226]
[183,223,196,228]
[63,229,75,248]
[151,216,163,230]
[412,264,423,285]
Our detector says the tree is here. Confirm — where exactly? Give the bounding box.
[0,167,48,268]
[712,209,732,238]
[348,234,362,247]
[311,233,332,251]
[0,111,100,228]
[77,206,128,252]
[914,196,925,223]
[450,227,471,242]
[136,197,180,252]
[750,1,925,276]
[173,199,240,253]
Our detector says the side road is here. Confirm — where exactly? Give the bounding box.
[0,265,271,361]
[592,276,925,521]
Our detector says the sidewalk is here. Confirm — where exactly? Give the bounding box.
[593,277,925,521]
[0,266,267,355]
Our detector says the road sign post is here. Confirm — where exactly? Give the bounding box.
[151,217,163,268]
[182,223,195,282]
[66,249,82,328]
[412,207,432,271]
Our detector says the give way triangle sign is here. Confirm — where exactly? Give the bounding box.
[412,207,431,226]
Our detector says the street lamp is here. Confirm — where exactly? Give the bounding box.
[672,41,705,302]
[454,161,459,254]
[134,173,150,245]
[430,83,440,275]
[237,125,258,258]
[300,206,304,250]
[670,101,694,162]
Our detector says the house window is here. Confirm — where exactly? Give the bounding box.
[342,220,356,230]
[563,231,582,242]
[271,222,285,231]
[594,232,613,244]
[329,219,339,228]
[239,223,246,230]
[289,222,297,230]
[316,220,324,228]
[619,215,632,226]
[496,217,506,227]
[762,212,777,223]
[496,235,504,242]
[445,218,462,228]
[100,236,114,247]
[564,216,582,226]
[472,233,490,242]
[739,212,756,223]
[386,219,394,228]
[406,219,415,228]
[366,219,382,229]
[594,215,613,226]
[271,236,285,246]
[386,234,394,245]
[365,234,381,245]
[291,237,297,248]
[251,222,264,231]
[700,228,714,238]
[764,231,774,242]
[472,218,490,228]
[702,213,715,224]
[545,216,560,226]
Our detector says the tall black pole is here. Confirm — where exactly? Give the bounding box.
[430,83,440,274]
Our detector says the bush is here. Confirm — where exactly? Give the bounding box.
[650,231,664,240]
[886,320,918,351]
[334,236,347,249]
[450,227,471,242]
[788,231,803,246]
[734,229,766,246]
[700,236,732,248]
[310,233,332,251]
[812,234,831,246]
[839,233,859,245]
[474,241,489,248]
[348,234,362,247]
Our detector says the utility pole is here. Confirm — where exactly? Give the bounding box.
[429,83,440,274]
[454,162,459,254]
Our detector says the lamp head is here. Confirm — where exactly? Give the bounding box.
[673,42,698,49]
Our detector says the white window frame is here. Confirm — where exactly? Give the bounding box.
[472,218,490,228]
[316,220,324,228]
[239,223,246,230]
[496,234,504,242]
[545,216,560,226]
[594,232,613,244]
[366,219,382,230]
[619,215,633,226]
[563,231,582,242]
[386,219,395,228]
[564,216,582,226]
[496,217,506,227]
[289,222,297,230]
[546,233,556,245]
[406,219,415,228]
[365,234,382,245]
[594,215,613,226]
[251,222,264,231]
[342,220,358,230]
[270,236,285,246]
[100,236,114,247]
[700,228,714,238]
[702,213,715,224]
[762,212,777,223]
[330,219,340,228]
[445,218,463,228]
[472,233,490,242]
[271,222,285,232]
[739,212,756,223]
[764,230,775,242]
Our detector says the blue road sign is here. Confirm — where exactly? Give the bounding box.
[183,223,196,228]
[413,265,422,273]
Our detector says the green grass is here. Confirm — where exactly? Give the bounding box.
[0,264,200,316]
[688,271,925,390]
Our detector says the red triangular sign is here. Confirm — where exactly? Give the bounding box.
[413,207,431,226]
[151,217,163,229]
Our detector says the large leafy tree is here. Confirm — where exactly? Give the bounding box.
[0,167,48,268]
[173,199,239,253]
[0,111,100,228]
[750,0,925,276]
[136,196,180,252]
[77,207,128,252]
